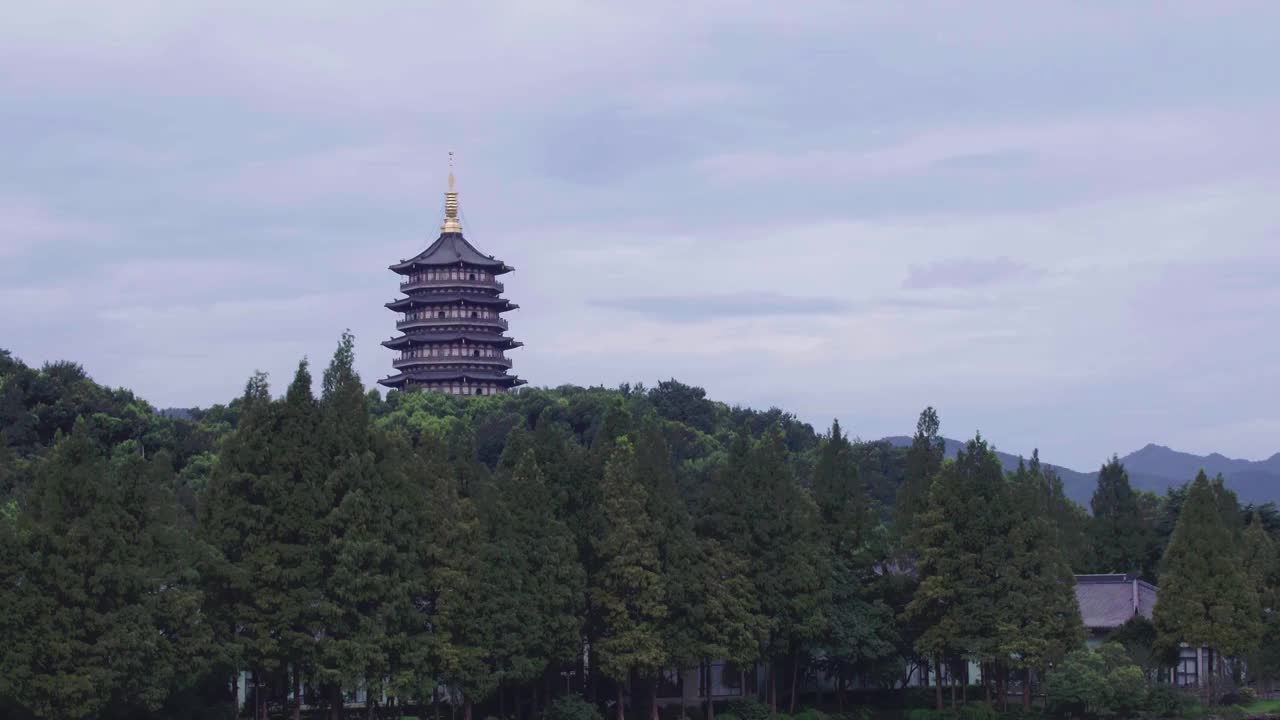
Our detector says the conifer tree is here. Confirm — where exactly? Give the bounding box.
[198,371,276,716]
[691,537,768,720]
[814,420,898,704]
[486,450,584,710]
[1153,471,1260,705]
[0,426,208,718]
[1088,457,1147,575]
[592,439,668,720]
[1039,457,1091,572]
[750,427,829,715]
[1243,512,1280,689]
[906,435,1010,710]
[423,447,498,720]
[633,418,702,717]
[894,407,944,553]
[998,456,1084,710]
[258,361,330,719]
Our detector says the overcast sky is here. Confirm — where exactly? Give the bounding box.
[2,2,1278,469]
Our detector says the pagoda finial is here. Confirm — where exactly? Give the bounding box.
[442,151,462,233]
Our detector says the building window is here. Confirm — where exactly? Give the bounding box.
[468,273,476,280]
[474,388,484,396]
[437,311,446,319]
[1176,648,1198,688]
[472,349,480,357]
[470,311,478,318]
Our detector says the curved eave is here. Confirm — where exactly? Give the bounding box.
[383,333,521,349]
[378,369,525,388]
[389,232,513,274]
[385,294,517,311]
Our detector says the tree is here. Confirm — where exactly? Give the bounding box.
[0,426,208,718]
[1088,457,1147,575]
[689,538,767,720]
[1153,471,1260,705]
[906,435,1010,710]
[749,427,829,715]
[424,452,498,720]
[635,419,702,719]
[998,456,1084,710]
[1242,512,1280,690]
[198,371,276,718]
[1045,644,1146,720]
[814,421,898,705]
[592,440,668,720]
[894,407,944,553]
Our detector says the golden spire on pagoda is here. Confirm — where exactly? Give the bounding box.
[441,151,462,233]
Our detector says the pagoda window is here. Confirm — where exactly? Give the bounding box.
[470,311,478,319]
[472,349,480,357]
[437,311,446,319]
[468,273,476,280]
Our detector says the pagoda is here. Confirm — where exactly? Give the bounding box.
[379,170,525,395]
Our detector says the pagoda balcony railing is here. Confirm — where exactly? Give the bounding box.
[396,317,509,331]
[399,277,504,293]
[394,356,513,369]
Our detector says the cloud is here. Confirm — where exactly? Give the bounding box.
[3,1,1280,470]
[594,292,849,321]
[902,257,1042,290]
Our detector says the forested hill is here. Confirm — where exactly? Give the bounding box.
[882,436,1280,506]
[5,343,1280,718]
[883,436,1096,504]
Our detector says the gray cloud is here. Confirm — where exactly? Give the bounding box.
[593,292,850,321]
[902,258,1042,290]
[3,3,1280,469]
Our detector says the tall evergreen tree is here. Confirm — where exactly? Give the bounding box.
[1242,512,1280,690]
[750,427,829,715]
[423,448,498,720]
[906,435,1010,710]
[635,418,702,714]
[198,371,275,716]
[690,537,767,720]
[894,407,944,553]
[1153,471,1260,705]
[998,456,1084,710]
[0,426,208,718]
[1088,457,1147,575]
[814,421,898,703]
[592,440,668,720]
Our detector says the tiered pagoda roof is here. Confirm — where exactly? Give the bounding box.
[379,169,525,396]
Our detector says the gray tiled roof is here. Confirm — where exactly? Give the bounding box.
[390,233,512,272]
[1074,574,1157,630]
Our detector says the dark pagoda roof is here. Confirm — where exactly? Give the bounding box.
[383,333,523,349]
[378,368,527,388]
[390,232,513,274]
[384,293,518,311]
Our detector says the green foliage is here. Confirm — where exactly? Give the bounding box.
[1144,683,1187,718]
[894,407,944,550]
[1154,471,1261,704]
[905,710,957,720]
[998,453,1084,675]
[907,435,1009,672]
[957,704,997,720]
[1088,457,1150,577]
[724,698,771,720]
[592,439,668,681]
[547,694,604,720]
[13,342,1275,719]
[1045,645,1148,720]
[0,426,209,718]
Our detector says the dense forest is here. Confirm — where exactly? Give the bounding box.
[1,336,1278,720]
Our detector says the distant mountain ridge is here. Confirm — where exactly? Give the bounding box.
[882,437,1280,506]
